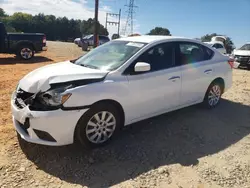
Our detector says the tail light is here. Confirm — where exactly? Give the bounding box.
[43,35,46,44]
[227,57,234,69]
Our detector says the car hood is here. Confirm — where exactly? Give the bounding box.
[233,50,250,56]
[18,61,109,93]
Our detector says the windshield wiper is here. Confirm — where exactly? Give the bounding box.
[79,64,99,69]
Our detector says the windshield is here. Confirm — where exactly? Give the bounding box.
[204,42,213,46]
[83,35,92,39]
[239,44,250,51]
[75,40,147,71]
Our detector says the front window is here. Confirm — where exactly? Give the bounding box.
[239,44,250,51]
[75,41,147,71]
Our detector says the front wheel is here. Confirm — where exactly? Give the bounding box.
[75,103,121,148]
[203,82,223,108]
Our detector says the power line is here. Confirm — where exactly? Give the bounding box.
[122,0,137,36]
[105,9,121,36]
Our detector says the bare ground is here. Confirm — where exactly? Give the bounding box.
[0,41,250,188]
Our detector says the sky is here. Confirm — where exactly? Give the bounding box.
[1,0,250,48]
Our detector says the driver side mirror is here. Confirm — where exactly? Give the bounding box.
[134,62,151,72]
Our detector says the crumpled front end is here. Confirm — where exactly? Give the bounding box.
[11,90,88,146]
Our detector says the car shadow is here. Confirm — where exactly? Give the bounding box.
[0,56,53,64]
[19,99,250,188]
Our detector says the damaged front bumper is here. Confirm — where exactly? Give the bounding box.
[11,93,88,146]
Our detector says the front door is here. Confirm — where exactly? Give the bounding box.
[124,42,182,122]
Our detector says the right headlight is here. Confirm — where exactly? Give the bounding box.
[38,85,72,107]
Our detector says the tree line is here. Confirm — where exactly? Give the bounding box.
[0,8,108,41]
[1,8,235,52]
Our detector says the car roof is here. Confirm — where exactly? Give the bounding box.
[115,35,189,44]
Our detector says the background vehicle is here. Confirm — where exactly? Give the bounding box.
[232,42,250,69]
[204,41,227,54]
[0,22,47,60]
[80,34,110,50]
[11,36,232,148]
[74,38,81,45]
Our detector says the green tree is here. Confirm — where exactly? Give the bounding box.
[148,27,171,36]
[0,8,108,41]
[0,8,8,17]
[80,18,108,36]
[201,33,235,54]
[10,12,33,32]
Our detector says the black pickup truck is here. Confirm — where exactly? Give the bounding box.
[0,22,47,60]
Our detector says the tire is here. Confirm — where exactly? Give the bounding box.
[75,103,122,148]
[17,45,34,60]
[81,42,88,51]
[247,65,250,70]
[202,81,223,109]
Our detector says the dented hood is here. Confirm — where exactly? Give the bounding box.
[19,61,109,93]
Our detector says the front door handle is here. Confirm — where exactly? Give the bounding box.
[168,76,180,82]
[204,69,212,74]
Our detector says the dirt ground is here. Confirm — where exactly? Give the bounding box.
[0,41,250,188]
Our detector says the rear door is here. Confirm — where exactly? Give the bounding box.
[175,41,215,106]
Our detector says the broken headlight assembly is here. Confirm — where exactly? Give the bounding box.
[38,85,72,107]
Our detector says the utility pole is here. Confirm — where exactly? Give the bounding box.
[122,0,137,36]
[94,0,99,48]
[105,9,121,37]
[118,9,121,36]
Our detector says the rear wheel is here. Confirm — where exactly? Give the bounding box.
[247,65,250,70]
[75,103,121,148]
[203,81,223,108]
[17,45,34,60]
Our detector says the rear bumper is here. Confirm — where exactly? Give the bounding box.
[224,70,232,92]
[42,46,48,51]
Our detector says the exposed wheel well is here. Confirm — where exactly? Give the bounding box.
[211,77,225,93]
[16,42,35,53]
[92,99,125,126]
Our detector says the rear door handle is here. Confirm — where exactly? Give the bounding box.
[168,76,180,82]
[204,69,212,74]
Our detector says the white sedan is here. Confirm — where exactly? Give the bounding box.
[11,36,233,148]
[204,41,227,55]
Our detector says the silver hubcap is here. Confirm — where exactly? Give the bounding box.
[20,48,32,59]
[208,85,221,106]
[86,111,116,144]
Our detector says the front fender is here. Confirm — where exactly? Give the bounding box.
[63,80,130,108]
